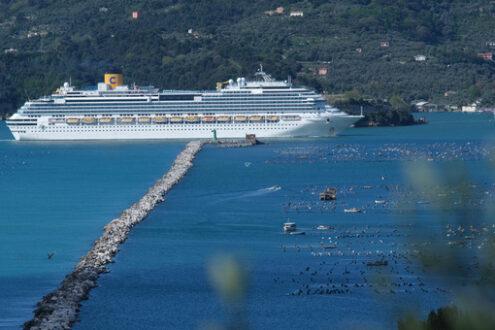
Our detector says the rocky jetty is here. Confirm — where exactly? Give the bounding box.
[24,140,205,330]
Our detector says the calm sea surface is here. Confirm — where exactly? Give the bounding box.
[1,113,494,329]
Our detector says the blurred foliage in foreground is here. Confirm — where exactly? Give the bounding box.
[398,162,495,329]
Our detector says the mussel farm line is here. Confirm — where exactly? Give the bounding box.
[25,139,253,330]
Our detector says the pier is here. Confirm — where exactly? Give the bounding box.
[24,139,256,329]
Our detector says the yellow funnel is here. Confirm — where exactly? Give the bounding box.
[105,74,123,89]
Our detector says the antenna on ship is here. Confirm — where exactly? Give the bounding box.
[360,106,364,117]
[24,88,31,102]
[255,64,274,82]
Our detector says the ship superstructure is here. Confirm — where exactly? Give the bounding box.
[6,68,362,140]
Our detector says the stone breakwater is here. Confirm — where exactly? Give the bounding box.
[24,140,205,330]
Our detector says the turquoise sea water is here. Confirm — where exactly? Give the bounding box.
[1,113,494,329]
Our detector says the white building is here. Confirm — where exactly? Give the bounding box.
[462,105,478,113]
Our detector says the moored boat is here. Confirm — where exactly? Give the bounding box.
[217,116,231,123]
[202,116,216,123]
[249,115,264,123]
[138,117,151,124]
[117,117,135,124]
[185,116,200,123]
[66,118,80,125]
[170,116,184,123]
[234,116,248,123]
[99,118,114,124]
[153,116,168,124]
[81,117,96,125]
[282,115,301,121]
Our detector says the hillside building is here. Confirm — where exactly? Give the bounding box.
[478,52,493,61]
[290,11,304,17]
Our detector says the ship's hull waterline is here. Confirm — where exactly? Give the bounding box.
[11,116,360,141]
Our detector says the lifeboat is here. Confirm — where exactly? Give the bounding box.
[81,117,96,125]
[99,118,114,124]
[185,116,200,123]
[49,118,64,124]
[170,116,184,123]
[217,116,231,123]
[249,115,264,122]
[234,116,248,123]
[267,116,280,122]
[118,117,135,124]
[282,115,301,121]
[66,118,80,125]
[202,116,216,123]
[153,116,168,124]
[138,117,151,124]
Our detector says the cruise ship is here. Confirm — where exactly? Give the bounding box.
[6,67,362,140]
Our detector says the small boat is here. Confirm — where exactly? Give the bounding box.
[344,208,362,213]
[283,222,296,233]
[49,118,64,123]
[202,116,216,123]
[374,200,387,204]
[267,116,280,122]
[235,116,248,123]
[138,117,151,123]
[118,117,135,124]
[249,115,264,122]
[366,260,388,266]
[321,245,337,249]
[185,116,200,123]
[170,117,184,123]
[99,118,114,124]
[282,115,301,121]
[81,117,96,124]
[153,116,168,124]
[66,118,80,125]
[217,116,231,123]
[290,231,306,235]
[316,225,330,230]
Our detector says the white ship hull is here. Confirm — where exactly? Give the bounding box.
[10,115,360,141]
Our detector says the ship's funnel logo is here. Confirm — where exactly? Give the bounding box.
[104,74,123,89]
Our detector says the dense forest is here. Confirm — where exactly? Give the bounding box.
[1,0,495,116]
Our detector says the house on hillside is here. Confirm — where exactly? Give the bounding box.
[318,68,327,76]
[486,41,495,47]
[290,11,304,17]
[265,7,284,15]
[356,48,362,53]
[132,11,138,19]
[380,41,390,47]
[462,105,478,112]
[444,90,457,97]
[478,52,493,61]
[414,55,426,62]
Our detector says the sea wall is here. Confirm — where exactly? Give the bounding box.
[24,140,205,329]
